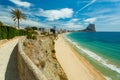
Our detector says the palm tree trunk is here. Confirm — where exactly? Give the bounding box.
[18,19,19,29]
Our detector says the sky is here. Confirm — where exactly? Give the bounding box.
[0,0,120,31]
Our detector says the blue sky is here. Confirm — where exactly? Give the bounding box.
[0,0,120,31]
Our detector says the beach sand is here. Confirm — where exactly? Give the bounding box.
[55,34,105,80]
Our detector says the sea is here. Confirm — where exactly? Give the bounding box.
[65,32,120,80]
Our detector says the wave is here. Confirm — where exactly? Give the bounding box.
[65,37,120,74]
[104,76,112,80]
[88,41,120,53]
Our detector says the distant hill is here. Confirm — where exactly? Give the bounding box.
[80,24,96,32]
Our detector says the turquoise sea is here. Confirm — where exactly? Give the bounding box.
[65,32,120,80]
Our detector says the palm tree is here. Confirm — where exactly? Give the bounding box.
[11,8,26,29]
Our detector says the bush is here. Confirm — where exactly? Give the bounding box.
[52,41,55,45]
[0,24,37,40]
[32,35,37,40]
[27,32,32,39]
[7,26,16,39]
[0,21,4,26]
[52,49,56,53]
[18,29,27,36]
[25,26,32,31]
[40,61,45,68]
[31,26,38,30]
[59,74,68,80]
[23,42,27,46]
[26,31,37,40]
[0,26,27,40]
[41,32,48,35]
[25,26,38,40]
[0,26,8,39]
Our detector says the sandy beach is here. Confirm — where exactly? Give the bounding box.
[55,34,105,80]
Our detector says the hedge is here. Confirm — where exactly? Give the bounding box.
[0,26,27,40]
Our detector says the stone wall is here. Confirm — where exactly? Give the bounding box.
[17,37,47,80]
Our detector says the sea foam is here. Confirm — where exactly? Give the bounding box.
[104,76,112,80]
[65,37,120,74]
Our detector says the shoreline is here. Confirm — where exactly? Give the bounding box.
[63,35,106,79]
[55,34,105,80]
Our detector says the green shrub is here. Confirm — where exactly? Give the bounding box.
[32,35,37,40]
[41,32,47,35]
[25,26,32,31]
[0,24,38,40]
[20,29,27,35]
[7,26,16,39]
[23,42,27,46]
[0,21,4,26]
[52,41,55,45]
[40,61,45,68]
[52,49,56,53]
[1,26,8,39]
[0,25,27,40]
[27,32,32,39]
[59,74,68,80]
[31,26,38,30]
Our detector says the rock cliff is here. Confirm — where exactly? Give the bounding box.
[81,24,96,32]
[23,34,68,80]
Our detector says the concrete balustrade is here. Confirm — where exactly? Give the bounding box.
[0,37,48,80]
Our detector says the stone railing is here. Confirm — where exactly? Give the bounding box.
[17,37,47,80]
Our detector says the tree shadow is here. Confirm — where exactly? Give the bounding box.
[5,44,20,80]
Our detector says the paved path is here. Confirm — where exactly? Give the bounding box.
[0,38,20,80]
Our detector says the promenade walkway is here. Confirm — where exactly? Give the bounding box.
[0,38,20,80]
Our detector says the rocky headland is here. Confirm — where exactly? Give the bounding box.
[80,24,96,32]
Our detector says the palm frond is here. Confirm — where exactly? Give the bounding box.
[10,8,26,28]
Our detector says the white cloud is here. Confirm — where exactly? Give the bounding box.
[70,18,79,22]
[84,18,97,23]
[110,0,120,2]
[0,16,14,25]
[62,18,83,29]
[98,0,120,2]
[44,18,83,30]
[21,20,48,27]
[0,16,49,28]
[64,22,83,29]
[38,8,73,21]
[9,0,31,8]
[0,6,48,27]
[83,8,112,17]
[96,14,120,25]
[76,0,96,14]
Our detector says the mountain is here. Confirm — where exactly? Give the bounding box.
[80,24,96,32]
